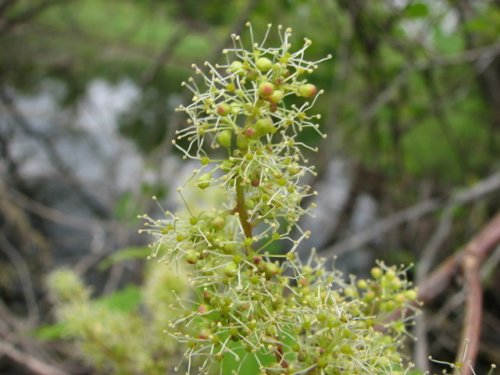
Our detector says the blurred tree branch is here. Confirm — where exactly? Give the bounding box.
[322,171,500,257]
[0,87,110,218]
[0,0,73,36]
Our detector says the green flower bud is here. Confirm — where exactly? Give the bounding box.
[405,290,417,301]
[198,304,208,314]
[244,126,259,139]
[217,130,232,148]
[236,134,249,150]
[197,172,212,189]
[256,57,272,72]
[211,216,225,230]
[297,83,318,98]
[264,262,280,279]
[371,267,382,279]
[356,279,368,289]
[298,350,308,362]
[258,81,274,97]
[186,251,198,264]
[287,163,301,175]
[223,262,238,278]
[228,60,244,75]
[255,118,276,135]
[268,90,284,103]
[216,103,231,116]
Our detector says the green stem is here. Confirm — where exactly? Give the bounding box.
[235,176,252,239]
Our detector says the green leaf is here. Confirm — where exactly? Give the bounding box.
[34,323,68,341]
[98,247,150,270]
[94,286,141,313]
[405,3,428,18]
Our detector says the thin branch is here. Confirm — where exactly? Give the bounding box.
[321,171,500,258]
[362,42,500,121]
[0,87,109,218]
[0,234,39,324]
[0,340,67,375]
[0,0,72,36]
[415,214,500,373]
[140,27,187,87]
[418,214,500,304]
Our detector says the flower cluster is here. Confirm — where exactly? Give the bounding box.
[142,23,418,375]
[171,23,331,242]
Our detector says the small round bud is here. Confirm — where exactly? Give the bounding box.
[211,216,225,230]
[236,134,249,150]
[297,83,317,98]
[186,251,198,264]
[356,279,368,289]
[255,118,276,135]
[405,290,417,301]
[216,103,231,116]
[258,81,274,97]
[197,172,212,189]
[223,262,237,278]
[198,329,210,340]
[244,126,258,139]
[216,130,232,148]
[371,267,382,279]
[256,57,272,72]
[268,90,284,103]
[198,304,208,314]
[228,60,244,75]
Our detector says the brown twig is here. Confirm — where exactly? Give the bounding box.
[0,0,73,36]
[0,340,67,375]
[322,171,500,258]
[417,213,500,373]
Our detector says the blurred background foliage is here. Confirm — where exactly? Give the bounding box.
[1,0,500,374]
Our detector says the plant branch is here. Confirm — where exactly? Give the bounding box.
[322,171,500,258]
[235,176,252,239]
[0,340,67,375]
[416,214,500,373]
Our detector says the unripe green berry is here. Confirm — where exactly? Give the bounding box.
[197,172,212,189]
[258,81,274,97]
[216,103,231,116]
[217,130,232,148]
[256,57,272,72]
[297,83,318,98]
